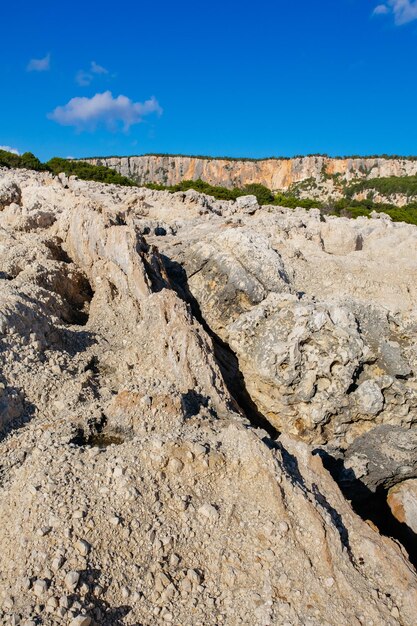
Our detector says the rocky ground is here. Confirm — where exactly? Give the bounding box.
[0,168,416,626]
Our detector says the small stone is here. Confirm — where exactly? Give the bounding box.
[168,458,184,473]
[187,569,202,584]
[155,572,171,592]
[69,616,92,626]
[141,395,152,407]
[197,503,219,521]
[169,553,180,567]
[354,380,384,416]
[59,595,70,608]
[278,521,289,534]
[121,585,130,599]
[180,577,192,593]
[22,577,32,590]
[52,555,65,571]
[3,596,14,610]
[75,539,91,556]
[65,571,80,591]
[110,516,120,526]
[33,579,48,597]
[162,583,176,600]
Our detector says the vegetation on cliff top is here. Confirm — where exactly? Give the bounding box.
[47,158,136,186]
[0,150,135,187]
[82,153,417,162]
[0,149,47,172]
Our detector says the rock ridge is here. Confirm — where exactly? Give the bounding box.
[0,167,416,625]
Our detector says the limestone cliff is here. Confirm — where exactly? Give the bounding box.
[83,154,417,192]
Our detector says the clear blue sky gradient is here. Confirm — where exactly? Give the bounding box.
[1,0,416,160]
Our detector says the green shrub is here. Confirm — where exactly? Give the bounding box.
[349,175,417,198]
[0,149,47,171]
[46,158,136,186]
[242,183,275,205]
[20,152,47,171]
[273,192,322,209]
[324,197,417,226]
[145,179,240,201]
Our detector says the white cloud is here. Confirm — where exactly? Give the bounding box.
[373,0,417,24]
[27,53,50,72]
[91,61,108,75]
[75,61,110,86]
[373,4,389,14]
[76,70,93,86]
[48,91,162,131]
[0,145,20,155]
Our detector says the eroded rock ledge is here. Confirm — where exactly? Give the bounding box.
[0,167,416,626]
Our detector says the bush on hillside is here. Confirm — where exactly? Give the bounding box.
[349,175,417,198]
[0,149,46,171]
[46,158,136,186]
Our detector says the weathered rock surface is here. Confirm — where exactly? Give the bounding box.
[156,207,417,447]
[339,426,417,495]
[388,479,417,535]
[0,167,416,625]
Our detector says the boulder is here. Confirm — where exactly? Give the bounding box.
[0,179,21,210]
[387,478,417,535]
[235,194,259,213]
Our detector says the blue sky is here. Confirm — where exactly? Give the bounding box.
[1,0,417,160]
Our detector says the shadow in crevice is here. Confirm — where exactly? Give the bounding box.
[70,414,127,449]
[43,237,94,325]
[160,254,278,438]
[315,449,417,569]
[44,237,72,264]
[181,389,212,418]
[55,327,97,357]
[0,384,37,445]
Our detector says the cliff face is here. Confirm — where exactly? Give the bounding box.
[83,154,417,191]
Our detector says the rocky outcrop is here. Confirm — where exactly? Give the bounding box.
[0,167,416,625]
[155,205,417,447]
[83,154,417,192]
